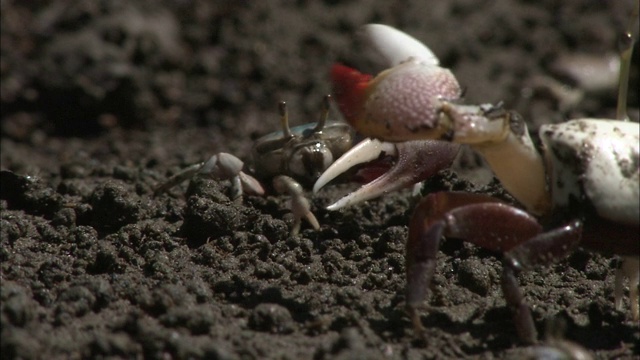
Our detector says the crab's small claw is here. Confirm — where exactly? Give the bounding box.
[238,171,266,196]
[314,139,460,210]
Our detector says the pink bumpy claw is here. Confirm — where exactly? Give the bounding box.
[331,60,462,142]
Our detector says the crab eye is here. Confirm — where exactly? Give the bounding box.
[289,143,334,180]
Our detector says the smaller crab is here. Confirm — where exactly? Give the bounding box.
[250,96,353,186]
[155,96,353,235]
[157,92,459,235]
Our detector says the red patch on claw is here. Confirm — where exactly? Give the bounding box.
[353,159,393,183]
[330,64,372,125]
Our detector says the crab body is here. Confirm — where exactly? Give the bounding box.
[252,120,353,184]
[539,119,639,261]
[540,119,639,228]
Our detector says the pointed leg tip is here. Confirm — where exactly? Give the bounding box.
[326,201,345,211]
[290,220,301,237]
[312,180,327,194]
[305,212,320,230]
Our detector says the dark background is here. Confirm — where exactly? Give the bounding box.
[1,1,638,358]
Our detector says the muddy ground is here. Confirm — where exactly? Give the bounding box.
[1,1,639,359]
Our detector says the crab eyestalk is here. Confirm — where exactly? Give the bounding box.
[616,0,638,121]
[279,101,294,139]
[312,94,332,133]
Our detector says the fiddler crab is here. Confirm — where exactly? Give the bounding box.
[155,94,443,235]
[154,83,458,235]
[312,23,639,344]
[154,95,348,235]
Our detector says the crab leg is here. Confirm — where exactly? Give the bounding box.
[615,257,639,321]
[154,153,265,200]
[406,192,583,344]
[273,175,320,236]
[154,162,203,196]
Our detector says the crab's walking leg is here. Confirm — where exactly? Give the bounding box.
[154,163,203,196]
[406,192,583,344]
[154,153,264,200]
[273,175,320,236]
[501,221,583,343]
[405,192,532,336]
[614,257,639,321]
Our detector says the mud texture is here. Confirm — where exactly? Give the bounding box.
[1,1,639,359]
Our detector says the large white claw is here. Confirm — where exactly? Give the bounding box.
[360,24,440,67]
[317,140,460,211]
[313,138,396,194]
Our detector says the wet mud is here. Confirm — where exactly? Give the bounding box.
[1,1,638,359]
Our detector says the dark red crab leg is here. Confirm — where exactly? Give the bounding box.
[501,220,582,342]
[406,192,583,344]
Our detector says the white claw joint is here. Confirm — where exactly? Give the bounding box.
[428,102,550,215]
